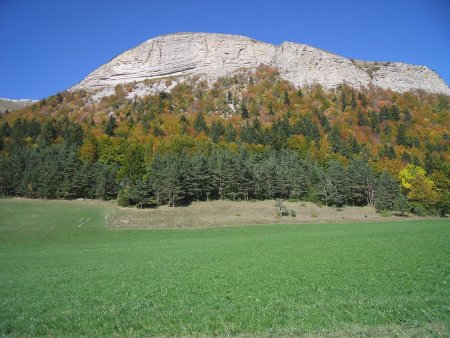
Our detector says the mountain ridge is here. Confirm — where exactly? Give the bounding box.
[0,97,38,113]
[71,32,450,96]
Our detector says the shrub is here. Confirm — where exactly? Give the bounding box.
[311,211,319,217]
[290,209,296,217]
[380,210,391,217]
[275,199,289,216]
[117,189,130,207]
[393,194,410,216]
[411,202,427,216]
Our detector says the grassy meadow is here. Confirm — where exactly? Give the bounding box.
[0,198,449,336]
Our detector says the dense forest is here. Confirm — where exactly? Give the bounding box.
[1,66,449,215]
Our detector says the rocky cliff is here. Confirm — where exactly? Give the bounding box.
[71,32,450,96]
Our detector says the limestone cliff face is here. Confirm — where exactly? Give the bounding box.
[274,42,372,90]
[71,32,450,96]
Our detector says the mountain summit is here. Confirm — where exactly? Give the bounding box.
[72,32,450,95]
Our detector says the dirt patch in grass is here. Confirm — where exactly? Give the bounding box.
[106,200,428,229]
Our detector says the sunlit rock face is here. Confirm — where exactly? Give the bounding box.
[71,32,450,96]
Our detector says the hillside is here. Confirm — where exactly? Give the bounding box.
[1,64,449,215]
[71,32,450,96]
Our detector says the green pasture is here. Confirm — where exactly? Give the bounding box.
[0,199,449,336]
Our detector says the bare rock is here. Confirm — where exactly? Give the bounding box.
[71,32,450,96]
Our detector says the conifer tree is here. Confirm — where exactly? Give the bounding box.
[375,170,401,211]
[194,112,208,134]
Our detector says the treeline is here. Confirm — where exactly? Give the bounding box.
[0,136,407,212]
[1,116,446,215]
[120,149,399,210]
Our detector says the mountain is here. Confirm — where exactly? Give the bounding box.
[2,37,449,215]
[71,32,450,96]
[0,98,37,113]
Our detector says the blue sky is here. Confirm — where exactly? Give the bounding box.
[0,0,449,100]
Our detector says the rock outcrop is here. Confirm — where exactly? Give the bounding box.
[71,32,450,96]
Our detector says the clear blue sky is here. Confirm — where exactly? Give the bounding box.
[1,0,449,100]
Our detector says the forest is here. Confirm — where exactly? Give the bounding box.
[0,66,448,215]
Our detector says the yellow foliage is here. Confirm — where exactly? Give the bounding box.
[372,158,404,176]
[79,137,98,164]
[398,164,427,189]
[408,174,439,207]
[287,135,309,155]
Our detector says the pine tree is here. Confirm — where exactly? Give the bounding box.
[357,110,368,126]
[396,124,408,146]
[318,161,348,207]
[241,102,249,119]
[394,194,410,216]
[224,123,237,142]
[194,112,208,134]
[351,92,357,109]
[341,92,347,111]
[179,115,190,134]
[210,120,225,143]
[128,179,157,208]
[375,170,400,211]
[104,115,117,136]
[284,91,290,105]
[151,154,186,207]
[347,158,374,206]
[39,120,57,146]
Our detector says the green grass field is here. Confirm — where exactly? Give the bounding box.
[0,199,449,336]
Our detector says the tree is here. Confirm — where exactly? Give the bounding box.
[241,102,249,119]
[79,135,99,164]
[224,123,237,142]
[375,170,400,211]
[150,154,187,207]
[318,161,348,207]
[39,120,57,146]
[104,115,117,136]
[64,123,84,147]
[396,124,408,146]
[194,112,208,134]
[347,158,375,206]
[179,115,190,134]
[284,91,290,105]
[357,110,368,126]
[350,92,357,109]
[329,126,343,153]
[394,194,410,216]
[118,142,146,182]
[398,164,427,190]
[340,92,347,111]
[407,174,439,212]
[127,179,157,208]
[268,103,275,116]
[94,163,118,200]
[210,120,225,143]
